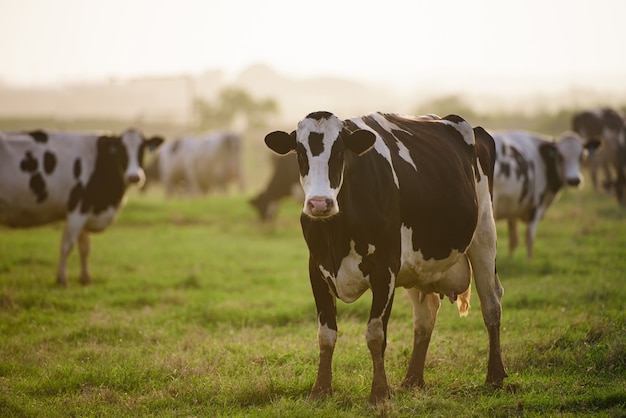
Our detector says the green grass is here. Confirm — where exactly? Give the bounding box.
[1,184,625,417]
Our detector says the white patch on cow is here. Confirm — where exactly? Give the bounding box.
[318,322,337,348]
[438,118,475,145]
[369,113,418,171]
[318,239,374,303]
[349,117,400,187]
[83,206,119,232]
[297,115,344,216]
[396,224,464,289]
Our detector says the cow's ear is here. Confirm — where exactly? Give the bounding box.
[265,131,296,155]
[343,129,376,156]
[584,139,602,151]
[146,136,164,152]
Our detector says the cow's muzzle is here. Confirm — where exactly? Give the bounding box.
[305,196,336,218]
[566,177,581,187]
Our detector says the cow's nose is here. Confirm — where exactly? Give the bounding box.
[126,173,141,184]
[567,178,581,187]
[307,197,334,216]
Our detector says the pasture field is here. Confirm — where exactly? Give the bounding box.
[1,183,625,417]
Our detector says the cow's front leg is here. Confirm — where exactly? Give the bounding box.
[77,230,91,285]
[56,215,85,286]
[367,268,395,404]
[402,289,441,389]
[308,256,337,401]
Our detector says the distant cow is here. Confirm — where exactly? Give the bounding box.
[0,129,163,286]
[572,108,626,205]
[146,132,243,196]
[249,152,300,221]
[491,130,587,259]
[264,111,506,404]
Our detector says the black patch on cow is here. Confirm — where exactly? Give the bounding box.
[43,151,57,175]
[73,158,82,178]
[539,143,562,193]
[249,153,299,221]
[500,162,511,177]
[295,142,310,176]
[20,152,38,173]
[28,130,48,143]
[78,136,129,214]
[29,173,47,202]
[67,182,84,212]
[306,111,333,121]
[473,126,496,194]
[443,114,465,124]
[308,132,325,156]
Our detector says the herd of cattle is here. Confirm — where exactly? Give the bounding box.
[1,106,625,403]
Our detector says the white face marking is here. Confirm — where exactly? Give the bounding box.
[121,130,145,186]
[556,132,584,186]
[296,115,343,217]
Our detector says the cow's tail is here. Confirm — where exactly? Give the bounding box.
[457,285,471,317]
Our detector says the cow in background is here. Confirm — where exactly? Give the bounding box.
[249,152,300,221]
[0,129,163,286]
[145,132,244,196]
[572,108,626,206]
[264,111,505,404]
[491,130,588,259]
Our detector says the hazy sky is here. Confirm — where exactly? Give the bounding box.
[1,0,625,93]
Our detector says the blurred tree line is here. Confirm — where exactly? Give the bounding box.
[1,87,624,138]
[191,87,279,131]
[413,95,626,136]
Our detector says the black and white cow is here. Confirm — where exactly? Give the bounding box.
[572,107,626,205]
[0,129,163,286]
[491,130,587,259]
[144,132,243,196]
[249,152,300,221]
[264,111,506,404]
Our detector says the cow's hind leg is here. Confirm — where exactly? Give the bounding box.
[507,218,518,257]
[308,256,337,401]
[401,289,440,389]
[468,213,507,388]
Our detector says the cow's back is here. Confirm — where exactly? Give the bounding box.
[0,132,97,227]
[344,113,479,261]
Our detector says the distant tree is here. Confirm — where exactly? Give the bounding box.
[192,87,279,131]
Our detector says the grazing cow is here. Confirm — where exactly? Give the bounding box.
[264,111,506,404]
[572,108,626,205]
[249,152,300,221]
[0,129,163,286]
[145,132,244,196]
[491,130,588,259]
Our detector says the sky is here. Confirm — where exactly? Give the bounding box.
[1,0,625,96]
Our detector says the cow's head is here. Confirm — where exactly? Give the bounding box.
[540,132,585,189]
[119,129,164,187]
[264,111,376,218]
